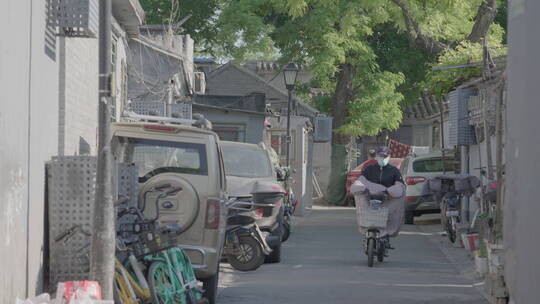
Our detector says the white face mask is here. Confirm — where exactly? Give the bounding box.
[376,156,390,167]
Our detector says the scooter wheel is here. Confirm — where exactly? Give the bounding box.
[377,241,385,263]
[281,222,291,242]
[367,238,375,267]
[227,236,265,271]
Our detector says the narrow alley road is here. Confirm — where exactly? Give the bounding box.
[217,207,488,304]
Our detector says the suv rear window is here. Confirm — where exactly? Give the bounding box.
[413,158,454,173]
[127,138,208,180]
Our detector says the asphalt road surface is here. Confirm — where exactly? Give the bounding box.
[217,207,489,304]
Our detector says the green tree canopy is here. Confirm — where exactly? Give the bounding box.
[139,0,222,53]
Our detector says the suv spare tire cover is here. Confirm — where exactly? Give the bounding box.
[139,173,200,231]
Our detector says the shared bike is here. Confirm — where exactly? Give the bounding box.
[114,185,207,304]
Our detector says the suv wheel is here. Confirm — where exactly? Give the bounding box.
[202,264,219,304]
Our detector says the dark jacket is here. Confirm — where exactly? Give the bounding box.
[361,163,403,188]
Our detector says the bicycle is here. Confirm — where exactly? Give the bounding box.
[114,186,207,304]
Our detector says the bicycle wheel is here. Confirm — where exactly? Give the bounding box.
[148,261,179,304]
[114,270,137,304]
[169,248,204,304]
[367,238,375,267]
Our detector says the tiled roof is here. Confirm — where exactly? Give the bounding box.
[403,94,449,120]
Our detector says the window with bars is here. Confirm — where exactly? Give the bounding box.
[213,124,246,142]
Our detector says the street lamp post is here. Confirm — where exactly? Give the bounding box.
[283,62,299,167]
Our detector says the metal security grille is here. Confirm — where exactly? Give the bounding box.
[47,0,99,38]
[115,163,140,229]
[129,102,167,116]
[47,156,97,286]
[48,158,139,287]
[448,88,477,146]
[170,103,192,119]
[116,163,139,208]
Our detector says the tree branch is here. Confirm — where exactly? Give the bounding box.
[468,0,498,43]
[352,83,365,95]
[390,0,448,54]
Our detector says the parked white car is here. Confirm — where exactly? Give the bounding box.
[400,151,455,224]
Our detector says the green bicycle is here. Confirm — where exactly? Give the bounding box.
[116,186,207,304]
[146,247,205,304]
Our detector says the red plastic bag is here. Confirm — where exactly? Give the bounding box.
[57,281,102,302]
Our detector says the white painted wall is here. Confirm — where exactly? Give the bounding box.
[58,37,99,155]
[312,141,331,198]
[0,0,59,301]
[505,2,540,300]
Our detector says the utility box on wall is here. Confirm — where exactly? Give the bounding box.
[313,116,332,143]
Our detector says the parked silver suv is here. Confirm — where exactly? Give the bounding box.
[111,120,227,304]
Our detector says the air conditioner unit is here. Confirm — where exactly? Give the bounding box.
[194,72,206,94]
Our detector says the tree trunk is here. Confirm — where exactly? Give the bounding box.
[391,0,448,54]
[327,63,355,206]
[331,63,354,145]
[392,0,498,55]
[468,0,498,43]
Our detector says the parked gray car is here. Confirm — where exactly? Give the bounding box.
[221,141,285,263]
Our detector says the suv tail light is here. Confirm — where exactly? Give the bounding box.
[144,125,178,133]
[406,176,426,185]
[205,200,220,229]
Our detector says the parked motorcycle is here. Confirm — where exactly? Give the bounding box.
[223,199,273,271]
[277,167,296,242]
[422,174,480,243]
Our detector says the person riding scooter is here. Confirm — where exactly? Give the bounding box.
[361,146,403,189]
[352,146,405,249]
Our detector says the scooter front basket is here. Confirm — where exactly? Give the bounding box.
[357,206,389,229]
